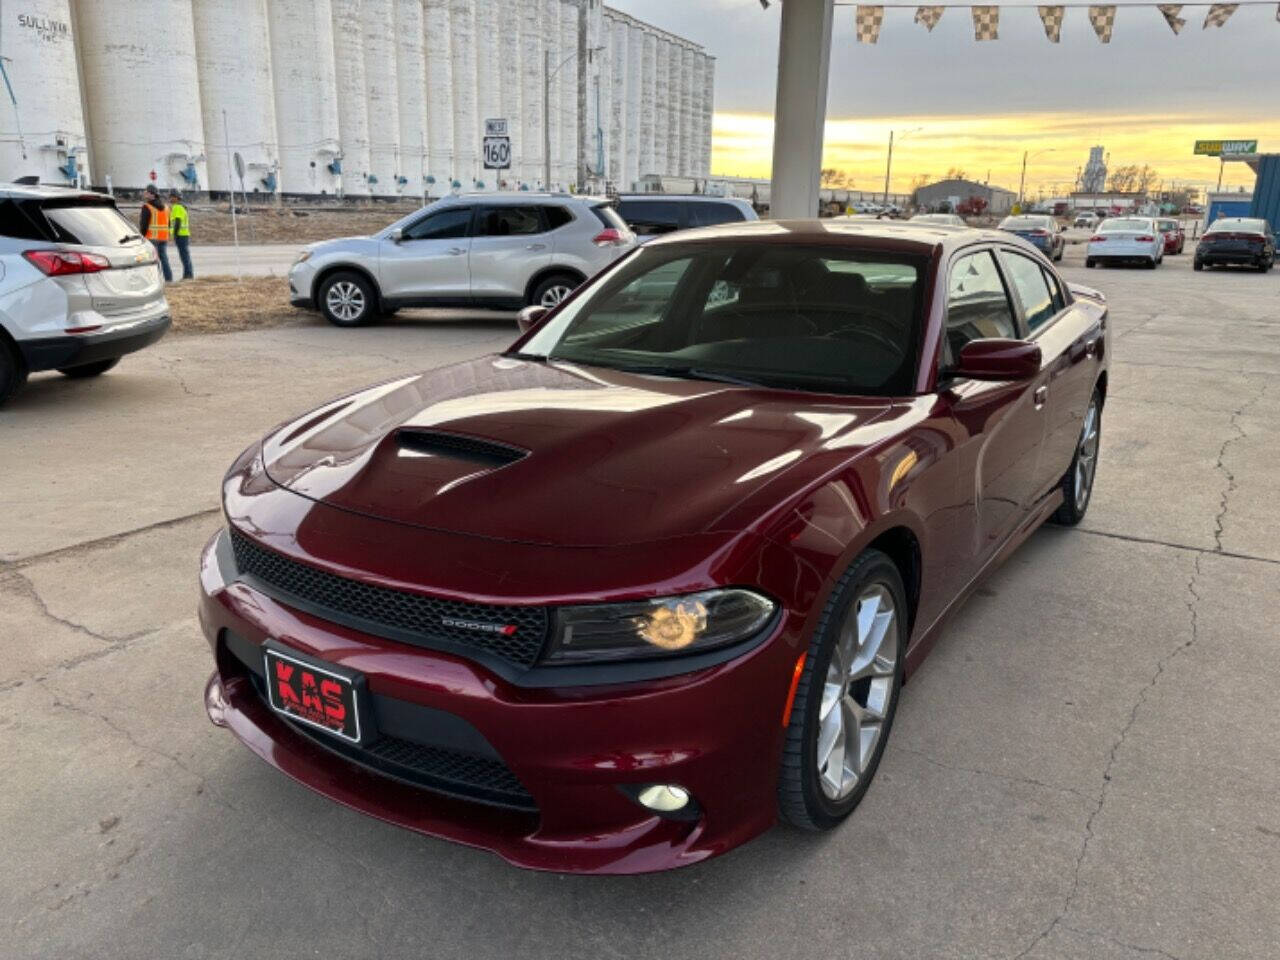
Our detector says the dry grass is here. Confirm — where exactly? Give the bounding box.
[164,275,311,334]
[120,202,419,245]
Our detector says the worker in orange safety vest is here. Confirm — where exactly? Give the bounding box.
[138,185,173,282]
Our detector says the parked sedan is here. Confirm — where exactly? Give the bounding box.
[1086,217,1164,268]
[911,213,967,226]
[997,214,1065,261]
[289,193,635,326]
[1157,218,1185,255]
[201,220,1108,873]
[1193,217,1276,272]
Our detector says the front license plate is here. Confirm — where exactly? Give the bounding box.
[264,645,364,744]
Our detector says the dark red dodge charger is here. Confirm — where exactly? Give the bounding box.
[200,220,1108,873]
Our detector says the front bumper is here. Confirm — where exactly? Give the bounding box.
[288,259,318,308]
[18,312,171,372]
[198,528,793,873]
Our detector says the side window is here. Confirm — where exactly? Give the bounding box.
[945,250,1017,361]
[475,206,543,237]
[1000,251,1058,331]
[619,200,682,236]
[691,202,745,227]
[542,205,573,230]
[1042,266,1066,314]
[0,199,47,240]
[403,207,472,240]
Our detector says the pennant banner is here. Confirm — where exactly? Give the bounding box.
[914,5,945,30]
[1088,4,1117,41]
[1038,5,1066,41]
[1158,4,1187,32]
[972,5,1000,40]
[1203,3,1238,26]
[856,5,885,43]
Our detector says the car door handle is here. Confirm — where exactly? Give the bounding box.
[525,243,547,251]
[447,247,466,255]
[1033,386,1048,409]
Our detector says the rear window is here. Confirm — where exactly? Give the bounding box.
[617,200,682,236]
[999,216,1048,230]
[40,201,139,246]
[1157,220,1178,231]
[590,204,627,231]
[690,202,746,227]
[1100,218,1150,232]
[1206,218,1265,234]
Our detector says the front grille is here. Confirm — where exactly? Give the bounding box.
[230,529,549,668]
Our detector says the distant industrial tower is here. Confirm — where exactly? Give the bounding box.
[1080,146,1107,193]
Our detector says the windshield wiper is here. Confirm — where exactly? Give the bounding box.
[605,362,768,388]
[505,351,548,362]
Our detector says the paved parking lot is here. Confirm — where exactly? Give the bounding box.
[2,245,1278,959]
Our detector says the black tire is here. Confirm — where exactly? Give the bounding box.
[1193,259,1204,271]
[318,271,377,327]
[1052,387,1102,526]
[1257,259,1269,274]
[1085,258,1096,269]
[57,357,120,378]
[778,549,906,831]
[0,340,27,405]
[1146,257,1158,269]
[529,273,580,310]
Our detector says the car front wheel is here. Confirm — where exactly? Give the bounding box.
[778,549,905,831]
[1052,388,1102,526]
[530,273,579,309]
[319,272,376,327]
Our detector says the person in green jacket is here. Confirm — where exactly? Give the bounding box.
[168,190,194,280]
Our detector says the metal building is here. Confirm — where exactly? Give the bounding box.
[6,0,714,197]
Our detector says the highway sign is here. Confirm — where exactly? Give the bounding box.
[1194,139,1258,157]
[484,118,508,137]
[483,136,511,170]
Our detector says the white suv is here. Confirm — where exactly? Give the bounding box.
[289,193,636,327]
[0,183,170,405]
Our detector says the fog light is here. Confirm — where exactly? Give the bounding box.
[636,784,690,813]
[204,674,229,728]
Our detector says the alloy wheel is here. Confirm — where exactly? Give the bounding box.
[1075,397,1100,511]
[815,584,899,801]
[326,281,366,322]
[539,284,573,308]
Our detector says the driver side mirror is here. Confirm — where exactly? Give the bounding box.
[951,338,1041,381]
[516,305,549,333]
[388,227,403,243]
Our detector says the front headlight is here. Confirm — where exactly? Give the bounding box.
[544,588,777,664]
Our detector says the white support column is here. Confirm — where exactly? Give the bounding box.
[769,0,833,219]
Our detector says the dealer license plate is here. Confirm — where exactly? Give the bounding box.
[264,645,364,744]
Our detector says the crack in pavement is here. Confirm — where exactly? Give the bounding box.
[3,570,149,648]
[1010,552,1204,960]
[153,354,213,398]
[0,507,221,571]
[896,747,1095,804]
[1211,382,1268,554]
[1066,527,1280,568]
[1060,923,1185,960]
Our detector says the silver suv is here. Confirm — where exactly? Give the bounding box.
[0,183,170,405]
[289,193,636,327]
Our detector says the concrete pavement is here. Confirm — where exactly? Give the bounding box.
[186,243,305,278]
[1,246,1278,960]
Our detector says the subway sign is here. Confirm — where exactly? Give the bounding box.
[1194,139,1258,157]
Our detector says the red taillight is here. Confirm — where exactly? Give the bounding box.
[23,249,111,276]
[591,227,628,247]
[1135,235,1154,242]
[1030,229,1049,236]
[1089,235,1106,243]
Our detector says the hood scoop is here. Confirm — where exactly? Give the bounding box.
[394,429,528,469]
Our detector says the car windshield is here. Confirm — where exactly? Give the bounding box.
[1000,216,1047,230]
[517,243,926,397]
[1206,218,1265,234]
[1100,218,1150,232]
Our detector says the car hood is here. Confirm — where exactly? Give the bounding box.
[261,356,899,547]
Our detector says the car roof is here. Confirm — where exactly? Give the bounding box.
[441,192,608,205]
[0,182,112,202]
[617,194,753,205]
[642,217,1007,255]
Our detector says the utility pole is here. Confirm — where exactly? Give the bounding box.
[883,130,894,203]
[1018,150,1028,205]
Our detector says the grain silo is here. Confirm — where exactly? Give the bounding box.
[423,0,454,193]
[606,12,627,188]
[497,0,522,186]
[676,45,693,178]
[624,21,642,189]
[329,0,372,197]
[76,0,206,191]
[518,0,544,186]
[654,38,670,182]
[541,0,560,187]
[192,0,278,196]
[474,0,499,188]
[396,0,429,199]
[638,30,656,179]
[0,0,88,187]
[450,0,478,186]
[687,54,704,180]
[362,0,401,197]
[267,0,341,195]
[700,54,715,178]
[558,0,577,187]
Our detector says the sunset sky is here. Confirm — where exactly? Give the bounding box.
[607,0,1276,195]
